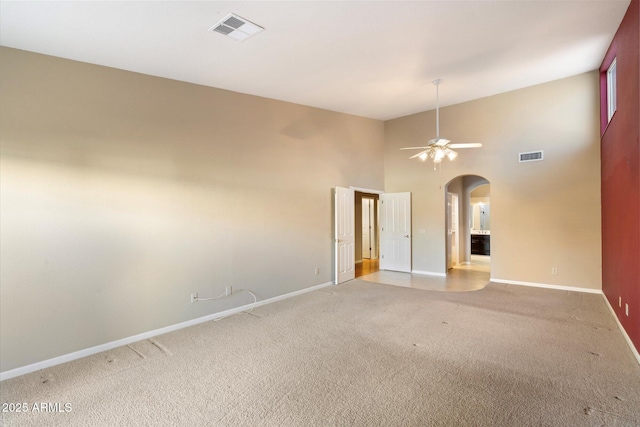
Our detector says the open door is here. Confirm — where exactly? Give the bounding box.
[447,192,459,270]
[380,192,412,273]
[335,187,355,284]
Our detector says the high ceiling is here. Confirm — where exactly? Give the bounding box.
[0,1,630,120]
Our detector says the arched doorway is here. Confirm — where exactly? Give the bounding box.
[445,175,490,275]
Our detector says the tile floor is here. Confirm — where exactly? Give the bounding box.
[359,255,490,292]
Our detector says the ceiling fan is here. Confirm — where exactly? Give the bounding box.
[401,79,482,164]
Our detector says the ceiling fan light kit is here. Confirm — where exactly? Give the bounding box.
[401,79,482,167]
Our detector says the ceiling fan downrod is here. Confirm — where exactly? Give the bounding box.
[398,77,482,165]
[433,79,442,139]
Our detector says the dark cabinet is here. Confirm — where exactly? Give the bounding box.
[471,234,490,255]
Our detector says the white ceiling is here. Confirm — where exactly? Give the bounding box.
[0,1,630,120]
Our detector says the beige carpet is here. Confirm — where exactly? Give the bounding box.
[1,279,639,426]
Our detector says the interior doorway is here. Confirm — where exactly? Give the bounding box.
[355,191,380,278]
[335,187,409,283]
[445,175,490,275]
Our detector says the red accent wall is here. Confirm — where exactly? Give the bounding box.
[600,0,640,353]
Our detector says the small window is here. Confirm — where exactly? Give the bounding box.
[607,58,617,122]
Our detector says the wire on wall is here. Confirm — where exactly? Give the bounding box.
[194,289,258,321]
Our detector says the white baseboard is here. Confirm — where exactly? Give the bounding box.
[0,280,335,382]
[490,278,602,294]
[602,294,640,365]
[412,270,446,277]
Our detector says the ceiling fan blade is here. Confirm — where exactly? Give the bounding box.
[400,146,430,150]
[409,150,429,159]
[449,143,483,149]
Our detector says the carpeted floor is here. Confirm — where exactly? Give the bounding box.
[1,279,639,426]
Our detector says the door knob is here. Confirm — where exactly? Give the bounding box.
[404,235,410,238]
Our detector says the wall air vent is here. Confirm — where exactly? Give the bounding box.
[209,13,264,41]
[519,150,544,163]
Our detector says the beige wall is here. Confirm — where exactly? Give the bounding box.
[471,184,490,198]
[385,72,602,288]
[0,47,385,372]
[0,47,603,374]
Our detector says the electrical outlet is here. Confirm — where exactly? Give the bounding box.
[225,286,232,296]
[551,268,558,275]
[315,267,320,276]
[619,297,622,307]
[625,303,629,317]
[191,293,198,303]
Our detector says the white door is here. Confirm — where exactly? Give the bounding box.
[380,192,411,273]
[447,193,459,269]
[335,187,355,284]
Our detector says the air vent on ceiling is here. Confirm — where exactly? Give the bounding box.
[519,150,544,163]
[209,13,264,41]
